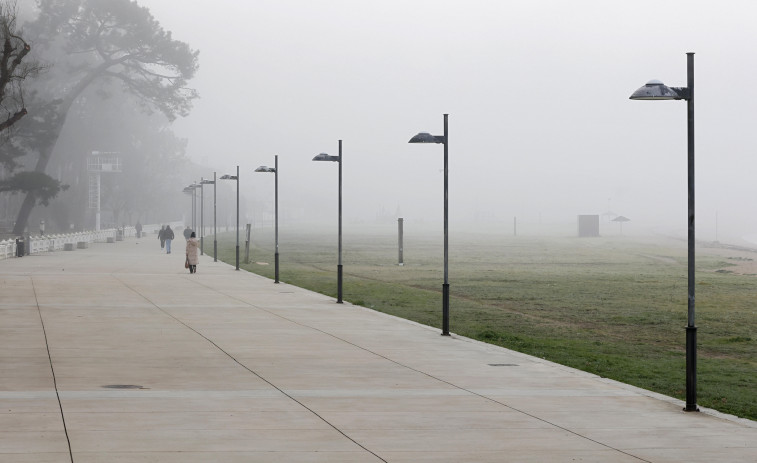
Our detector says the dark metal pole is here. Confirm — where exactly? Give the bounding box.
[235,165,240,271]
[274,155,280,283]
[440,114,450,336]
[187,190,192,233]
[398,217,404,266]
[337,140,343,303]
[685,52,698,412]
[200,177,204,256]
[192,185,196,232]
[213,171,217,262]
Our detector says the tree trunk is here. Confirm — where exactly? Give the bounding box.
[12,191,36,234]
[11,109,67,235]
[11,66,105,235]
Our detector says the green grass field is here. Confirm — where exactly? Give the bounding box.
[212,226,757,421]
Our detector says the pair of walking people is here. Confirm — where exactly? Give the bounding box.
[158,225,175,253]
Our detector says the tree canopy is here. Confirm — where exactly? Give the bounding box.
[0,170,67,205]
[29,0,198,120]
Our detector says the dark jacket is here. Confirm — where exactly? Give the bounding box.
[164,227,175,240]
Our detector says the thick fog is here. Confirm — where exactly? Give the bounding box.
[132,1,757,241]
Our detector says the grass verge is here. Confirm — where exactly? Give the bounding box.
[213,228,757,421]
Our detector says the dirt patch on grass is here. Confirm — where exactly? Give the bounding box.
[701,242,757,275]
[721,260,757,275]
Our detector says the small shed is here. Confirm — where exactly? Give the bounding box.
[578,215,600,237]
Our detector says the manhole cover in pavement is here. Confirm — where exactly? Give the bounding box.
[102,384,147,389]
[488,364,518,367]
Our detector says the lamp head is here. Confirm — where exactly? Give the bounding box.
[629,80,689,100]
[255,166,276,172]
[312,153,339,162]
[200,179,215,185]
[409,132,445,144]
[219,174,238,180]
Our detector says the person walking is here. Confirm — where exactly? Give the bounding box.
[186,231,199,273]
[183,225,192,241]
[164,225,175,254]
[158,225,165,249]
[135,221,142,238]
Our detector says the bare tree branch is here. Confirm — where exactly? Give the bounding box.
[0,0,37,132]
[0,106,24,130]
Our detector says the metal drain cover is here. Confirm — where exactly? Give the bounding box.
[102,384,147,389]
[488,364,518,367]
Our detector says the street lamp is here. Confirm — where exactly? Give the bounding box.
[191,182,200,231]
[197,179,204,255]
[220,166,240,271]
[200,178,216,257]
[630,52,698,412]
[255,156,280,283]
[312,141,343,303]
[409,113,450,336]
[206,174,218,261]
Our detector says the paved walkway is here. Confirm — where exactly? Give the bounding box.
[1,236,755,462]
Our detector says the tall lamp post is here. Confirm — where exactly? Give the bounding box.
[200,178,216,256]
[630,52,698,412]
[409,113,450,336]
[190,182,199,231]
[220,166,240,270]
[182,184,197,231]
[209,173,218,261]
[255,155,280,283]
[192,182,198,232]
[312,141,343,303]
[197,179,204,254]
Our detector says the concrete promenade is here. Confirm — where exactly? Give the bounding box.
[1,235,755,462]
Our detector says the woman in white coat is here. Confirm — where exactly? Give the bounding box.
[185,232,199,273]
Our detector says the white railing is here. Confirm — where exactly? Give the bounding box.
[0,222,181,261]
[24,229,119,255]
[0,238,16,260]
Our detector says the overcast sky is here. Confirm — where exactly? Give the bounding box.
[138,0,757,240]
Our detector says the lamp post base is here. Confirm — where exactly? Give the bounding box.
[213,240,217,262]
[337,264,343,303]
[235,245,240,271]
[274,252,280,284]
[685,325,699,412]
[442,283,450,336]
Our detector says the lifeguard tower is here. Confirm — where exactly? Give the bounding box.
[87,151,121,230]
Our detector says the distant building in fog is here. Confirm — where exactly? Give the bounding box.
[578,215,600,237]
